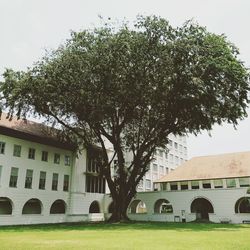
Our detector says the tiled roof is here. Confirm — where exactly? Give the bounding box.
[0,112,75,150]
[155,151,250,183]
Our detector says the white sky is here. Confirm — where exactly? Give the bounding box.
[0,0,250,159]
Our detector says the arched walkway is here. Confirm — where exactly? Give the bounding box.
[50,200,66,214]
[235,197,250,213]
[154,199,173,214]
[89,201,100,213]
[191,198,214,220]
[0,197,13,215]
[22,199,42,214]
[128,200,147,214]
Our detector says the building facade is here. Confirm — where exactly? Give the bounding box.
[0,113,186,225]
[125,152,250,224]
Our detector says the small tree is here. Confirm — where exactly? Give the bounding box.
[1,16,249,222]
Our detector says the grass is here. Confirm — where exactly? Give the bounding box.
[0,222,250,250]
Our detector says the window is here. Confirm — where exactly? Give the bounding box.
[39,171,46,190]
[168,140,173,147]
[25,169,33,189]
[174,142,178,149]
[153,164,158,172]
[169,154,173,163]
[9,167,18,187]
[158,150,163,157]
[52,173,59,190]
[13,145,21,157]
[191,181,199,189]
[64,155,71,166]
[226,178,236,188]
[63,175,69,191]
[86,148,106,193]
[138,180,144,188]
[28,148,35,159]
[145,179,151,189]
[159,165,164,174]
[165,167,169,174]
[170,182,178,191]
[0,165,2,185]
[239,177,250,187]
[202,180,211,189]
[152,173,158,181]
[54,153,60,164]
[0,142,5,154]
[175,156,179,165]
[180,181,188,190]
[41,151,48,162]
[165,152,168,159]
[214,179,223,188]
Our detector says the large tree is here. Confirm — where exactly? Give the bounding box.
[0,16,249,222]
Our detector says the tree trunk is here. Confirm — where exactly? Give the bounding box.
[107,191,134,223]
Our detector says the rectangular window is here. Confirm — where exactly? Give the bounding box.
[169,154,173,163]
[145,179,151,189]
[54,153,60,164]
[158,150,163,157]
[9,167,18,187]
[152,173,158,181]
[239,177,250,187]
[180,181,188,190]
[39,171,46,190]
[214,179,223,188]
[138,180,144,188]
[174,142,178,149]
[175,156,179,165]
[0,142,5,154]
[226,178,236,188]
[170,182,178,191]
[25,169,33,189]
[0,165,2,185]
[191,181,199,189]
[28,148,36,159]
[63,175,69,191]
[64,155,71,166]
[165,152,168,159]
[168,140,173,147]
[13,145,21,157]
[153,164,158,172]
[202,180,211,189]
[52,173,59,190]
[165,167,169,174]
[41,151,48,162]
[86,175,106,193]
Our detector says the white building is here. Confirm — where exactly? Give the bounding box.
[0,113,106,225]
[126,152,250,224]
[0,113,186,225]
[137,134,188,192]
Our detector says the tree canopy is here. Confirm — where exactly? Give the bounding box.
[1,16,249,221]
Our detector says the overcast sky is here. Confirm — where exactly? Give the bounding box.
[0,0,250,159]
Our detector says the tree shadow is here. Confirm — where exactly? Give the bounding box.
[0,221,249,232]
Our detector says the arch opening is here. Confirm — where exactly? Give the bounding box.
[154,199,173,214]
[191,198,214,220]
[22,199,42,214]
[235,197,250,213]
[128,200,147,214]
[50,200,66,214]
[0,197,13,215]
[89,201,100,213]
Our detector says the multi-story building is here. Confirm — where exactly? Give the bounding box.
[0,113,186,225]
[138,134,188,192]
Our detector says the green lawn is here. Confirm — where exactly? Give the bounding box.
[0,222,250,250]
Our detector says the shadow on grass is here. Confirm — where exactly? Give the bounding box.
[0,221,249,233]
